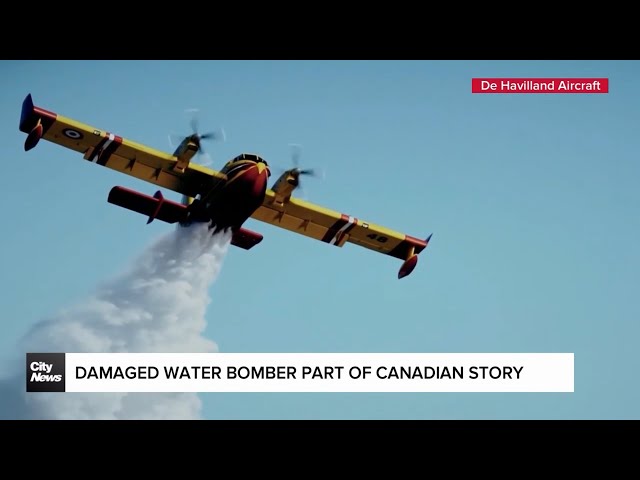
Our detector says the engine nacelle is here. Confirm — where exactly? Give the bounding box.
[271,170,298,206]
[168,134,200,174]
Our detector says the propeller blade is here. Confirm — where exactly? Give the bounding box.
[185,108,200,133]
[289,143,302,167]
[301,167,326,180]
[298,181,311,200]
[199,127,226,142]
[168,132,190,149]
[277,143,326,198]
[168,109,225,167]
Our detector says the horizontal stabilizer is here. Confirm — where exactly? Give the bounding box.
[231,228,263,250]
[107,186,187,224]
[108,186,263,250]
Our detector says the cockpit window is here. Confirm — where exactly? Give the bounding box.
[231,153,269,166]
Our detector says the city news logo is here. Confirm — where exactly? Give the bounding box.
[26,353,66,392]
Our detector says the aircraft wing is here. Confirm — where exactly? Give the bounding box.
[251,189,432,278]
[18,93,226,198]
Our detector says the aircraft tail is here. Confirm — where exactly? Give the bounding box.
[107,186,263,250]
[108,186,187,224]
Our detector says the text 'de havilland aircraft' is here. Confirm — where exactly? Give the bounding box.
[19,93,432,279]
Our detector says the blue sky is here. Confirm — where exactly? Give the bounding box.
[1,60,638,419]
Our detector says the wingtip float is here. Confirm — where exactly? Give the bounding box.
[21,93,44,152]
[21,93,433,280]
[397,233,433,280]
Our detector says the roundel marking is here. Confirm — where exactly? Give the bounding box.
[63,128,83,139]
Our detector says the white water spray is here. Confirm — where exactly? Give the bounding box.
[0,223,231,419]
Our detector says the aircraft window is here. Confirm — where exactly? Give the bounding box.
[230,153,268,166]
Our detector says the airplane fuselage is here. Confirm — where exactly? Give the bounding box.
[188,153,271,232]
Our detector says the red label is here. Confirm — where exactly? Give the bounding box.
[472,78,609,94]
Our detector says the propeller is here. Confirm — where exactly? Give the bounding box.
[276,144,324,198]
[168,108,226,166]
[187,109,226,149]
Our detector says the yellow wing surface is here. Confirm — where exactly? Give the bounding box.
[19,94,225,198]
[252,189,432,278]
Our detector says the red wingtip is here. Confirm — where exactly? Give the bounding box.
[398,254,419,279]
[24,122,43,151]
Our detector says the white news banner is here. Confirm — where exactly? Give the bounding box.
[28,352,577,393]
